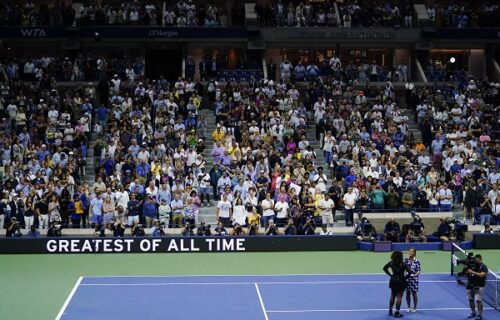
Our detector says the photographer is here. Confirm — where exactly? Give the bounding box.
[47,221,63,237]
[231,223,245,236]
[463,254,488,320]
[197,221,212,236]
[406,215,427,243]
[265,219,279,236]
[150,219,165,237]
[131,221,145,237]
[213,221,227,236]
[384,219,401,242]
[181,223,194,236]
[111,221,126,237]
[300,216,316,235]
[6,217,22,237]
[436,217,454,242]
[356,217,377,241]
[284,218,297,235]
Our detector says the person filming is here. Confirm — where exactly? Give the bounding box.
[464,254,488,320]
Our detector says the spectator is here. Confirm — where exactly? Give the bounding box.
[384,218,401,242]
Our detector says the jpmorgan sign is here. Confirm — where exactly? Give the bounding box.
[20,28,47,37]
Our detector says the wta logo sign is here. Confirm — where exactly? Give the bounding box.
[20,28,47,37]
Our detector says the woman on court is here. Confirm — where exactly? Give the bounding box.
[383,251,412,318]
[404,248,421,313]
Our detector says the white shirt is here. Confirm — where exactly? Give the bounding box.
[313,173,328,192]
[232,205,247,225]
[438,188,452,205]
[274,201,289,219]
[261,199,275,217]
[343,193,357,209]
[319,199,334,215]
[217,200,232,218]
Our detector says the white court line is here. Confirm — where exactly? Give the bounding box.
[254,283,269,320]
[267,307,495,313]
[55,276,83,320]
[83,272,449,278]
[79,280,457,286]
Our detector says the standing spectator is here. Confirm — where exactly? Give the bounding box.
[216,193,232,227]
[343,187,357,226]
[90,192,103,226]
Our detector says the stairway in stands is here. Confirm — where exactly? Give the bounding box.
[198,108,217,225]
[83,132,98,188]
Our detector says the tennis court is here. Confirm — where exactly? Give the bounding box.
[1,251,499,320]
[57,273,498,320]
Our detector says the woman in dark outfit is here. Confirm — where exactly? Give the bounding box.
[383,251,412,318]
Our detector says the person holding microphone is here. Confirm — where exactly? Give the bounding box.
[404,248,421,313]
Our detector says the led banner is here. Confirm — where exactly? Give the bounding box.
[0,27,249,39]
[0,235,357,254]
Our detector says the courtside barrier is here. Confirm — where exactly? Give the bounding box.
[0,235,358,254]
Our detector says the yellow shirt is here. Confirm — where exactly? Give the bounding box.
[75,201,84,215]
[248,214,261,226]
[212,130,225,142]
[151,162,162,177]
[313,194,324,216]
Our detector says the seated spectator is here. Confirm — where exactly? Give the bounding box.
[384,218,401,242]
[406,216,427,243]
[435,217,455,242]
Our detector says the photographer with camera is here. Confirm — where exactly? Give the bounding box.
[436,217,455,242]
[197,221,212,236]
[47,221,63,237]
[356,217,376,241]
[213,221,227,236]
[6,217,22,237]
[265,219,279,236]
[462,254,488,320]
[284,218,298,235]
[231,222,245,236]
[300,216,316,235]
[131,221,145,237]
[384,219,401,242]
[180,222,194,236]
[406,215,427,243]
[150,219,165,237]
[110,221,126,237]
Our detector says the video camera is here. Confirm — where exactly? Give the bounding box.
[457,252,475,278]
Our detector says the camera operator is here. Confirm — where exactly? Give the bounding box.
[47,221,63,237]
[284,218,297,235]
[181,223,194,236]
[110,221,126,237]
[265,219,279,236]
[197,221,212,236]
[406,215,427,243]
[300,216,316,235]
[384,219,401,242]
[436,217,455,242]
[6,217,22,237]
[213,221,227,236]
[150,219,165,237]
[231,223,245,236]
[356,217,377,241]
[464,254,488,320]
[131,221,145,237]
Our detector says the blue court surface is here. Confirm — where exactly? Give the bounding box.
[57,273,498,320]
